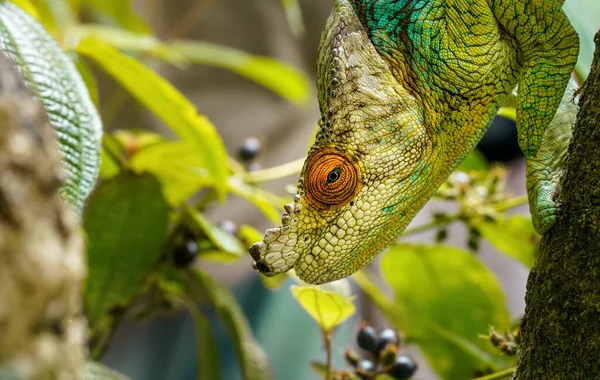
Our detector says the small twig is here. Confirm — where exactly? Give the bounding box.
[471,367,515,380]
[492,194,528,212]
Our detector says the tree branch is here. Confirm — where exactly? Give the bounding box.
[514,31,600,379]
[0,54,87,379]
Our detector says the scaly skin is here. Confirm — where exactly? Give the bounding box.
[249,0,579,284]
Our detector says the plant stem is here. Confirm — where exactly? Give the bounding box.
[471,367,515,380]
[401,214,461,237]
[323,329,333,380]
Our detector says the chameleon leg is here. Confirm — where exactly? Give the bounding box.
[490,0,579,157]
[525,80,577,234]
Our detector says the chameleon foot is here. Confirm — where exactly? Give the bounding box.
[530,199,561,235]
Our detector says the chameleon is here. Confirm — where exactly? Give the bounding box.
[249,0,579,284]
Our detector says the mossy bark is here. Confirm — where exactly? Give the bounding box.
[0,53,87,379]
[514,32,600,379]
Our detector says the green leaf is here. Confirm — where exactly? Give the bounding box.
[74,56,99,107]
[227,177,283,225]
[83,173,169,330]
[280,0,305,38]
[479,215,539,268]
[84,361,130,380]
[185,269,273,380]
[0,2,103,213]
[381,244,511,379]
[7,0,39,20]
[131,141,212,205]
[66,24,182,63]
[66,25,310,106]
[169,40,310,107]
[83,0,151,33]
[291,285,355,332]
[38,0,77,29]
[184,206,244,256]
[76,37,228,199]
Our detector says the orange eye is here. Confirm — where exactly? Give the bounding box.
[304,148,362,210]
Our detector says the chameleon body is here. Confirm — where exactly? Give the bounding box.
[249,0,579,284]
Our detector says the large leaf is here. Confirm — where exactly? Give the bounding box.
[185,269,273,380]
[0,2,102,213]
[169,40,310,107]
[381,244,511,379]
[82,0,151,33]
[479,215,539,268]
[291,285,355,332]
[67,25,310,106]
[84,362,130,380]
[131,141,212,205]
[76,37,228,199]
[84,173,169,330]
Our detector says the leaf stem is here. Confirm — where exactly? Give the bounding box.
[492,194,528,212]
[243,157,305,184]
[471,367,515,380]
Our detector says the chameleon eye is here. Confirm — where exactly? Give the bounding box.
[304,148,362,210]
[326,168,341,183]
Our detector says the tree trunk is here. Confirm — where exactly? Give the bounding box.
[514,32,600,379]
[0,54,87,379]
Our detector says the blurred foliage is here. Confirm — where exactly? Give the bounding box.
[0,0,596,379]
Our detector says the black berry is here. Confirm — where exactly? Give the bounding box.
[356,360,375,379]
[388,355,417,380]
[375,328,400,354]
[238,137,261,161]
[173,239,198,267]
[379,328,400,346]
[357,325,379,352]
[219,220,238,236]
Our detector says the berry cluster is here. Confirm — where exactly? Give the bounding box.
[346,324,417,379]
[487,327,520,356]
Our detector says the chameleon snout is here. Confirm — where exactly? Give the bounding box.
[248,195,303,276]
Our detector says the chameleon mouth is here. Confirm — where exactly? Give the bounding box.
[248,194,302,276]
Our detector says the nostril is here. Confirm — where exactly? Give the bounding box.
[255,262,269,273]
[304,235,310,243]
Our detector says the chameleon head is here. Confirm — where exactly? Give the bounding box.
[249,0,437,284]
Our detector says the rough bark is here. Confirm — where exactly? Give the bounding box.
[514,32,600,379]
[0,54,87,379]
